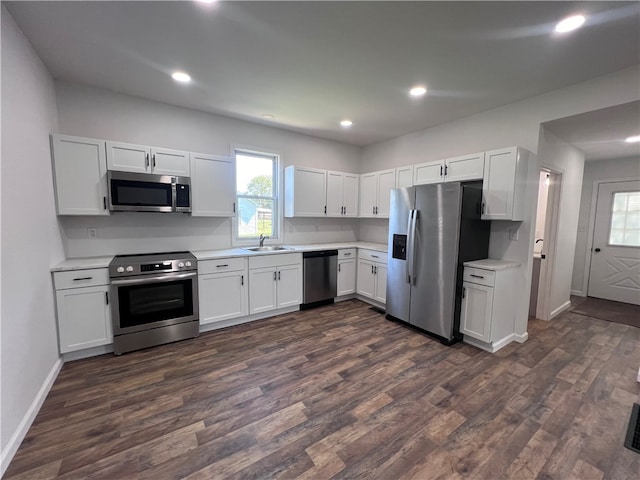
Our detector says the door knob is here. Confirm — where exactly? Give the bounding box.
[594,248,601,253]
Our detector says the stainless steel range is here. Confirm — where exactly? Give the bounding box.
[109,252,199,355]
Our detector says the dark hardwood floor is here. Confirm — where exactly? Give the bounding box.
[5,299,640,479]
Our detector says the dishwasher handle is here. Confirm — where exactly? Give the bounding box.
[302,250,338,258]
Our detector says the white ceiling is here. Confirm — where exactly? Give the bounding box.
[5,1,640,146]
[544,101,640,161]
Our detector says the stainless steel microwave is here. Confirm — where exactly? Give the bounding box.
[108,171,191,213]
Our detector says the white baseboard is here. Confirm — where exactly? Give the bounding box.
[514,332,529,343]
[63,344,113,362]
[0,358,63,477]
[464,333,517,353]
[355,295,386,311]
[550,300,572,320]
[571,289,586,297]
[199,305,300,334]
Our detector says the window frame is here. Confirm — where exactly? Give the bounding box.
[231,146,282,246]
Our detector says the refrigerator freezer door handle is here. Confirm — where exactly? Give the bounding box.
[406,209,417,284]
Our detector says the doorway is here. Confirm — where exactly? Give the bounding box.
[529,169,562,320]
[587,180,640,305]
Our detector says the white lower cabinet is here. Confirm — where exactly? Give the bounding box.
[356,249,387,304]
[248,253,302,315]
[337,249,357,296]
[53,269,112,354]
[198,258,248,325]
[460,261,520,352]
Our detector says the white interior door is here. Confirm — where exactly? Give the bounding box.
[588,180,640,305]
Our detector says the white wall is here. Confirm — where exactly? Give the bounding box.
[572,156,640,295]
[360,66,639,338]
[0,7,65,473]
[537,128,585,317]
[55,82,362,257]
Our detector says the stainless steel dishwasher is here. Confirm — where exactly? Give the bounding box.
[302,250,338,308]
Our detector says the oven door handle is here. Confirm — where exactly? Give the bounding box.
[110,271,197,286]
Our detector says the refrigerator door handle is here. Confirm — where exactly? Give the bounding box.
[406,209,417,284]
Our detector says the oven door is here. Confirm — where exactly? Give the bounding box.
[110,271,199,335]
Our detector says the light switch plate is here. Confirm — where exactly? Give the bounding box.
[509,228,519,241]
[87,228,97,239]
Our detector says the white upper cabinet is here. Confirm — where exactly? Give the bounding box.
[150,147,190,176]
[359,169,396,218]
[190,153,235,217]
[445,152,485,182]
[106,141,189,176]
[326,171,359,217]
[284,166,327,217]
[414,160,443,185]
[396,165,414,188]
[414,152,485,185]
[482,147,529,221]
[50,134,110,216]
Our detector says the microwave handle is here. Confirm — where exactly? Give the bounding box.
[171,181,177,211]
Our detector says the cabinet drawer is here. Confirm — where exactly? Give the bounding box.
[54,268,109,290]
[338,248,356,259]
[249,252,302,269]
[463,267,495,287]
[198,257,247,275]
[358,249,387,264]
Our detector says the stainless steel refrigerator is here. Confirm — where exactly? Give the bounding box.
[386,181,490,344]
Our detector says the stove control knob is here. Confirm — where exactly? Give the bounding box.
[185,261,192,267]
[126,266,134,272]
[178,262,185,268]
[117,266,125,273]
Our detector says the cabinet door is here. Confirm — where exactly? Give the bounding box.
[342,173,359,217]
[190,153,235,217]
[396,166,414,188]
[151,147,190,176]
[51,134,109,216]
[445,152,485,182]
[482,148,517,220]
[374,264,387,304]
[359,173,377,218]
[337,259,356,296]
[376,169,396,218]
[414,160,443,185]
[56,286,112,353]
[326,171,344,217]
[277,264,302,308]
[460,282,494,342]
[356,260,375,299]
[249,267,278,314]
[106,141,150,173]
[199,271,247,324]
[291,167,327,217]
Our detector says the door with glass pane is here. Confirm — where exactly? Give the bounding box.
[588,181,640,304]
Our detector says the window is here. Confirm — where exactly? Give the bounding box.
[609,191,640,247]
[235,150,278,241]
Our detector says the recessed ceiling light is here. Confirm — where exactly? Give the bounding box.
[261,114,275,120]
[340,120,353,127]
[171,71,191,83]
[555,15,586,33]
[409,86,427,97]
[625,135,640,143]
[195,0,217,4]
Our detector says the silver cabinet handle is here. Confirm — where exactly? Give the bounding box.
[462,287,466,299]
[371,265,374,274]
[278,271,281,280]
[444,164,448,176]
[372,255,379,259]
[145,153,150,169]
[241,275,244,286]
[470,274,485,279]
[440,165,443,176]
[344,252,352,256]
[73,277,93,281]
[152,154,156,168]
[273,271,277,281]
[216,264,229,268]
[372,206,375,214]
[103,197,107,210]
[105,291,109,305]
[374,266,377,274]
[338,264,341,272]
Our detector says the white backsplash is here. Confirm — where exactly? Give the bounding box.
[60,215,360,257]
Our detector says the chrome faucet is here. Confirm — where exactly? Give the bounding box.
[259,234,269,247]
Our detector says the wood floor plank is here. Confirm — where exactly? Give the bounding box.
[4,299,639,480]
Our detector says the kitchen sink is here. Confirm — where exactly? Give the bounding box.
[244,246,292,252]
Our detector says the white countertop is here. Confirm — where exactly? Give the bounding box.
[52,242,388,270]
[463,259,521,271]
[51,256,114,272]
[194,242,387,261]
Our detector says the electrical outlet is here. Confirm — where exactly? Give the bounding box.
[509,228,519,241]
[87,228,97,239]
